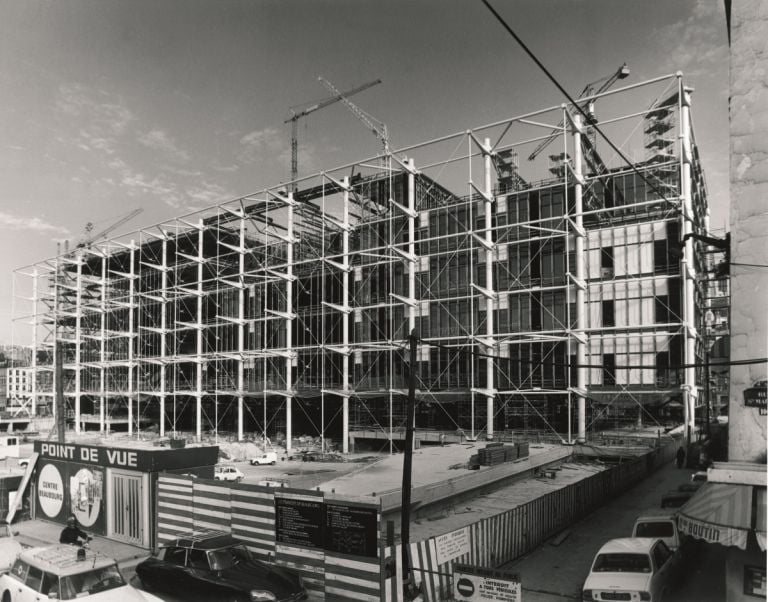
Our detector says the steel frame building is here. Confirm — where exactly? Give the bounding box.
[13,73,714,452]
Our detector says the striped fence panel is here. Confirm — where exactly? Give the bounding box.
[273,490,326,600]
[277,544,325,599]
[387,444,675,601]
[324,553,381,602]
[156,476,195,545]
[192,481,233,532]
[231,484,276,559]
[323,498,381,602]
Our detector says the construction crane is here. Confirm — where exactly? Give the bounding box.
[77,208,143,249]
[285,79,381,192]
[527,62,629,162]
[318,76,390,156]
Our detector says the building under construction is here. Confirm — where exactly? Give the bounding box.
[13,72,719,452]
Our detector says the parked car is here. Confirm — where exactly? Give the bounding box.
[660,489,694,509]
[250,452,278,466]
[136,530,306,602]
[631,513,686,554]
[0,544,163,601]
[214,465,244,482]
[691,471,708,483]
[582,538,680,602]
[0,523,21,574]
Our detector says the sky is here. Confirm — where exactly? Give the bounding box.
[0,0,730,345]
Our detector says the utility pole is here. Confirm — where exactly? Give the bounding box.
[55,343,65,442]
[400,329,418,599]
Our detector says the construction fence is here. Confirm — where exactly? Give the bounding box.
[155,441,676,601]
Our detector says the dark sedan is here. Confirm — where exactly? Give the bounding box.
[136,530,306,602]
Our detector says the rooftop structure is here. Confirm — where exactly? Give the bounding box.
[13,72,717,452]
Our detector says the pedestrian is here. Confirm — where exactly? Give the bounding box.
[676,446,685,469]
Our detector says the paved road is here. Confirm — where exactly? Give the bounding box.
[500,462,725,602]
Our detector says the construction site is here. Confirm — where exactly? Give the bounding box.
[12,68,720,456]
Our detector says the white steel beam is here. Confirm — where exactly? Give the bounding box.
[196,221,204,441]
[99,255,106,433]
[341,176,351,453]
[74,256,83,435]
[680,83,696,452]
[285,193,294,453]
[483,139,496,440]
[128,242,136,437]
[573,115,588,443]
[237,214,245,441]
[160,236,168,438]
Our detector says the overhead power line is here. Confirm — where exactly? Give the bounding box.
[479,0,679,210]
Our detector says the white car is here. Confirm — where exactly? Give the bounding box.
[213,465,244,482]
[0,523,22,574]
[250,452,277,466]
[582,538,680,602]
[0,545,163,601]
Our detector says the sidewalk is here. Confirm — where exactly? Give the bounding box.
[13,519,151,571]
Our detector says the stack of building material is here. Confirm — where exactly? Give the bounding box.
[478,442,508,466]
[517,442,529,459]
[504,445,518,461]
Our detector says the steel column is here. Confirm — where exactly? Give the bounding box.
[573,115,588,443]
[483,138,495,439]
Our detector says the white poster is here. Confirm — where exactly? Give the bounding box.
[38,463,64,518]
[435,527,470,565]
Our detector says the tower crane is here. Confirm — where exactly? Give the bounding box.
[318,76,390,156]
[77,208,144,249]
[527,62,629,162]
[285,79,381,192]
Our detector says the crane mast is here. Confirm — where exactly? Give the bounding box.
[285,79,381,192]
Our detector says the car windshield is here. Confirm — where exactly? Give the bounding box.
[593,553,651,573]
[58,564,126,600]
[208,544,251,571]
[635,522,674,538]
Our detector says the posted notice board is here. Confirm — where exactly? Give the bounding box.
[274,494,378,558]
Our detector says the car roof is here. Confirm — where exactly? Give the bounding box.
[166,529,242,550]
[597,538,660,554]
[19,545,116,576]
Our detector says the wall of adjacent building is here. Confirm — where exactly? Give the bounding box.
[728,0,768,463]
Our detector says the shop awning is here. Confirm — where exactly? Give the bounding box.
[678,482,766,551]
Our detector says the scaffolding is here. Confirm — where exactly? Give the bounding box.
[13,73,716,452]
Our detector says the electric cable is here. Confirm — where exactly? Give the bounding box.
[480,0,682,211]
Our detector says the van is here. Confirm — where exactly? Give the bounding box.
[631,513,686,553]
[250,451,278,466]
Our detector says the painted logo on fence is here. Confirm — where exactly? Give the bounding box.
[38,463,64,518]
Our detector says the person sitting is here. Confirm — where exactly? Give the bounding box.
[59,516,89,546]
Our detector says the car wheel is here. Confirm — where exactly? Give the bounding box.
[270,461,276,465]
